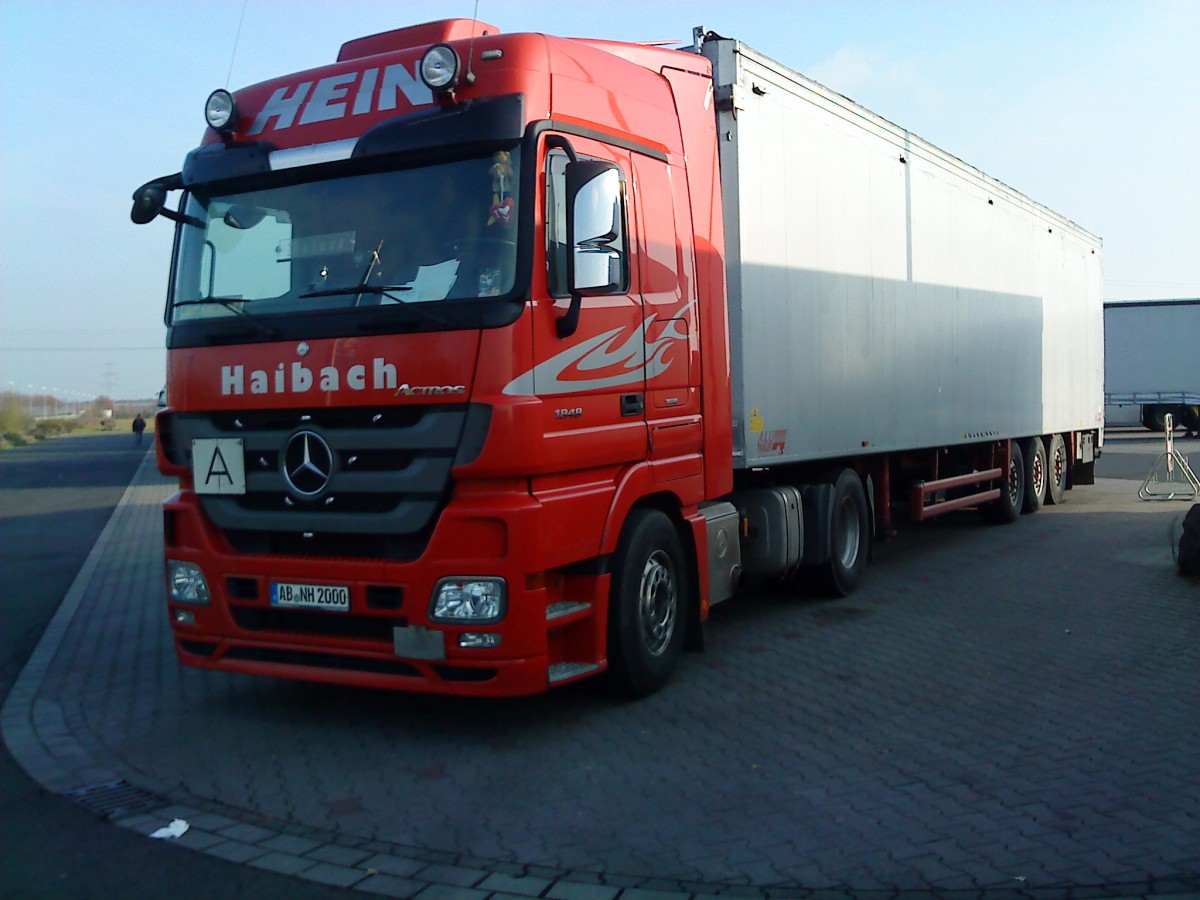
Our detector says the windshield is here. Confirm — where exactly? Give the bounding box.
[170,150,519,324]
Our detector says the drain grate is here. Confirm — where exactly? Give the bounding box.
[62,779,165,820]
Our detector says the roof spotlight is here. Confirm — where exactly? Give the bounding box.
[205,89,238,133]
[420,44,461,93]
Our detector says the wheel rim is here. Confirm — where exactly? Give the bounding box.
[638,550,677,657]
[1008,457,1021,506]
[1031,450,1045,498]
[1052,443,1066,488]
[833,495,862,569]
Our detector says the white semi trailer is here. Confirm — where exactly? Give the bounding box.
[1103,300,1200,432]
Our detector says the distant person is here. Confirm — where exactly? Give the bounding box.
[132,413,146,446]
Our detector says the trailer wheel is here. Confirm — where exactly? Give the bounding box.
[1045,433,1068,505]
[1142,405,1170,433]
[605,508,687,696]
[1182,406,1200,435]
[1022,437,1047,514]
[809,469,870,597]
[981,440,1025,524]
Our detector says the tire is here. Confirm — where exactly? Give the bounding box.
[809,469,871,597]
[605,508,688,696]
[1179,504,1200,576]
[1181,406,1200,435]
[1022,437,1047,514]
[1044,433,1068,505]
[1142,406,1170,433]
[981,440,1025,524]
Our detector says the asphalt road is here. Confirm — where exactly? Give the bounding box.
[0,433,354,899]
[2,428,1196,899]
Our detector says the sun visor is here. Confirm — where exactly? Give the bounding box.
[353,93,523,160]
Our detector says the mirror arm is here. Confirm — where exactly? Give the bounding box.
[556,292,583,338]
[159,207,205,228]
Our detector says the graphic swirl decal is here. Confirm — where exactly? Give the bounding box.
[504,304,692,397]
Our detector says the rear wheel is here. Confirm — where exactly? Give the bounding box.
[605,508,688,696]
[808,469,870,597]
[981,440,1025,524]
[1045,433,1068,505]
[1022,437,1047,514]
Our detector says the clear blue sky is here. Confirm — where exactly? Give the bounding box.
[2,0,1197,401]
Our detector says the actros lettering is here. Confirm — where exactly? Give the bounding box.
[248,64,433,136]
[396,384,466,397]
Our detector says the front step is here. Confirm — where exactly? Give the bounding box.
[548,661,600,684]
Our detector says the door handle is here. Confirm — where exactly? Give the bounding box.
[620,393,644,417]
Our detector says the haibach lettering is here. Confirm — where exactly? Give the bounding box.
[222,359,399,396]
[219,360,464,398]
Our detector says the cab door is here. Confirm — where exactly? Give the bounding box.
[524,135,648,472]
[631,155,702,482]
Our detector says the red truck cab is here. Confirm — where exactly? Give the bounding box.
[135,20,732,696]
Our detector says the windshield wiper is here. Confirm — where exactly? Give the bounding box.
[173,296,281,338]
[298,284,413,299]
[299,285,452,328]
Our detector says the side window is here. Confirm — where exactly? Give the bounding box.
[545,150,569,296]
[545,146,630,297]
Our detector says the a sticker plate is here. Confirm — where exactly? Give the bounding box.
[192,438,246,495]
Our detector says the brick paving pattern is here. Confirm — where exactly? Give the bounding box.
[4,434,1198,898]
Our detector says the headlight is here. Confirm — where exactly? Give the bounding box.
[167,560,211,605]
[420,44,461,92]
[430,577,505,623]
[205,89,238,132]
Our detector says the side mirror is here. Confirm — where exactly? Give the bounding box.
[131,182,167,225]
[130,175,200,228]
[558,161,624,337]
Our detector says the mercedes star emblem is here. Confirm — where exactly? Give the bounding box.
[282,430,334,498]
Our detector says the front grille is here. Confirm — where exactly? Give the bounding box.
[224,529,430,560]
[227,576,259,599]
[224,645,423,678]
[162,404,490,558]
[231,606,403,642]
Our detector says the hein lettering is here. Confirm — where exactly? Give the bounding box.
[248,64,433,135]
[220,360,463,397]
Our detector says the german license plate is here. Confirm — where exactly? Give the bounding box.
[270,582,350,612]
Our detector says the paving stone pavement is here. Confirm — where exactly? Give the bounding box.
[4,434,1199,899]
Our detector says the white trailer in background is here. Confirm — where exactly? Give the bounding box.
[1103,300,1200,432]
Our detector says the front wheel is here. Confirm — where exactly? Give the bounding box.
[606,508,688,696]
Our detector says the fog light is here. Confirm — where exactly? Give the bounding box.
[459,632,501,649]
[430,577,505,623]
[173,609,196,625]
[167,560,211,605]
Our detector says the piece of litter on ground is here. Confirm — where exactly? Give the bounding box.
[150,818,190,839]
